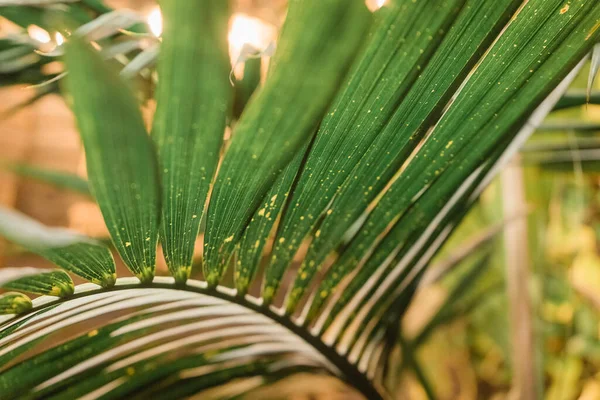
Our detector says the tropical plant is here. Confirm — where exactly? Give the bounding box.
[0,0,157,117]
[0,0,599,398]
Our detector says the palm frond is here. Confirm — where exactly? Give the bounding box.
[0,0,599,398]
[65,34,161,284]
[0,207,115,287]
[203,0,371,284]
[152,0,231,284]
[0,268,74,297]
[0,279,379,399]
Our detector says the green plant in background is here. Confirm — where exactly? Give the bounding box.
[0,0,599,399]
[0,0,158,116]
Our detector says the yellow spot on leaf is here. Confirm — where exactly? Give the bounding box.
[88,330,98,337]
[49,286,62,296]
[560,4,569,14]
[224,235,234,243]
[315,230,321,237]
[125,242,131,247]
[263,287,275,301]
[445,140,453,149]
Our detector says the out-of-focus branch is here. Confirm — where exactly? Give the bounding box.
[501,157,537,400]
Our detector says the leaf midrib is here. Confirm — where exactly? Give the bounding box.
[0,278,385,400]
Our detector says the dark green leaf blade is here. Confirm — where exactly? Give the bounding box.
[280,0,523,312]
[261,0,464,303]
[0,268,74,297]
[152,0,231,284]
[64,35,161,283]
[338,0,600,281]
[233,57,262,119]
[0,207,116,286]
[0,292,31,315]
[236,146,306,295]
[317,0,600,332]
[203,0,371,285]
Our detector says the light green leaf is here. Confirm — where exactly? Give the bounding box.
[80,0,111,14]
[64,35,161,283]
[553,89,600,110]
[6,163,91,196]
[0,292,31,315]
[0,207,116,286]
[203,0,371,286]
[588,43,600,98]
[152,0,231,284]
[537,121,600,132]
[0,268,74,297]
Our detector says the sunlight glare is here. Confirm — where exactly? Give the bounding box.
[147,6,163,37]
[27,25,51,44]
[55,32,65,46]
[228,14,275,63]
[366,0,387,12]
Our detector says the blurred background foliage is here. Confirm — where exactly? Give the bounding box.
[0,1,600,399]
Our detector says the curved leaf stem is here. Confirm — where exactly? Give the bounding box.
[1,278,385,400]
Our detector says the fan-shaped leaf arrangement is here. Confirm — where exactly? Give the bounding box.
[0,0,599,398]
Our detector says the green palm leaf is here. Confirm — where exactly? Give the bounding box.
[0,293,31,315]
[0,207,115,287]
[203,0,371,285]
[5,164,91,197]
[152,0,231,284]
[0,0,599,398]
[0,268,74,297]
[64,34,161,283]
[269,0,522,309]
[310,0,600,330]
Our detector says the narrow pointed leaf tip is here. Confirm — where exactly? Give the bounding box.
[0,267,74,297]
[0,207,116,287]
[588,43,600,100]
[64,34,160,283]
[152,0,231,284]
[0,292,31,315]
